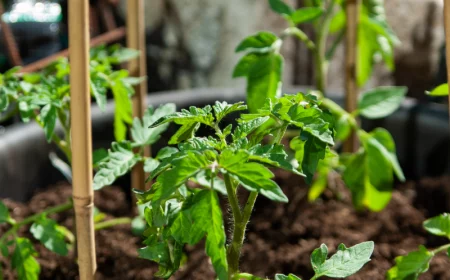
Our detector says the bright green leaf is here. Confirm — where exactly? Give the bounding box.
[235,32,279,53]
[387,246,434,280]
[131,104,176,147]
[111,79,134,141]
[30,217,70,256]
[290,7,323,24]
[357,86,407,119]
[213,101,246,123]
[423,213,450,239]
[93,141,140,190]
[0,201,13,224]
[40,104,57,143]
[12,238,40,280]
[426,83,449,97]
[313,241,374,278]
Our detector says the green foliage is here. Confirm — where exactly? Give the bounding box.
[426,83,449,97]
[0,201,13,224]
[11,238,40,280]
[275,274,302,280]
[387,246,434,280]
[356,87,407,119]
[423,213,450,239]
[0,44,141,158]
[30,216,70,256]
[388,213,450,279]
[311,242,374,278]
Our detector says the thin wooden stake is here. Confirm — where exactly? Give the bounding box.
[343,0,360,153]
[127,0,149,191]
[69,0,96,279]
[444,0,450,123]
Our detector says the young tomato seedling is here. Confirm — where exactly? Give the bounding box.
[132,94,374,279]
[233,0,406,211]
[387,213,450,279]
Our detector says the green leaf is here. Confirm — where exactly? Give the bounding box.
[30,217,70,256]
[93,148,109,168]
[18,101,35,123]
[153,152,209,203]
[0,87,8,111]
[235,32,279,53]
[423,213,450,239]
[156,147,179,160]
[111,79,134,141]
[193,170,227,195]
[233,53,264,78]
[123,77,146,86]
[387,246,434,280]
[313,241,374,278]
[248,144,304,176]
[131,104,176,147]
[220,150,287,202]
[357,86,407,119]
[151,105,214,129]
[213,101,247,123]
[311,244,328,271]
[40,104,57,143]
[90,76,107,111]
[189,190,228,280]
[0,243,8,257]
[0,201,13,224]
[233,116,270,140]
[290,132,327,184]
[290,7,323,24]
[12,238,40,280]
[335,114,352,141]
[93,141,140,190]
[144,158,160,173]
[109,47,140,64]
[275,274,302,280]
[370,128,405,181]
[268,0,294,16]
[426,83,449,97]
[138,239,183,278]
[357,25,376,86]
[246,53,283,113]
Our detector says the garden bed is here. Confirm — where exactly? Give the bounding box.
[1,172,449,280]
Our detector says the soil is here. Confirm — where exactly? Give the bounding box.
[1,173,450,280]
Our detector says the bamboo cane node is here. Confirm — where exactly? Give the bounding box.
[72,195,94,208]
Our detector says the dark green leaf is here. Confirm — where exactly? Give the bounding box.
[269,0,294,16]
[153,152,209,203]
[387,246,434,280]
[12,238,40,280]
[138,239,183,278]
[423,213,450,239]
[40,104,57,143]
[0,87,8,111]
[0,243,8,257]
[220,150,287,202]
[311,244,328,271]
[357,86,407,119]
[30,217,70,256]
[247,53,283,113]
[93,142,140,190]
[235,32,279,53]
[189,190,228,280]
[131,104,176,147]
[290,7,323,24]
[0,201,12,224]
[93,148,109,168]
[370,128,404,181]
[313,241,374,278]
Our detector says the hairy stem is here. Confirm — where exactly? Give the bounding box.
[94,217,132,231]
[0,200,73,244]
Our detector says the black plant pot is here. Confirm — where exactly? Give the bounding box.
[0,87,448,201]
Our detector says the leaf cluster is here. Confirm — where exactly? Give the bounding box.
[387,213,450,279]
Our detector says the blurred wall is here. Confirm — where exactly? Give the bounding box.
[119,0,444,96]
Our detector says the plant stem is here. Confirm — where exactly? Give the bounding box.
[431,243,450,254]
[283,27,316,51]
[94,217,132,231]
[0,200,73,244]
[313,0,337,95]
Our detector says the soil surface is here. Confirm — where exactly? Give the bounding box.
[1,173,450,280]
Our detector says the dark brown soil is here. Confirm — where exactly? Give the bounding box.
[1,173,450,280]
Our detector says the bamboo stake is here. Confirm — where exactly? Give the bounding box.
[343,0,360,153]
[444,0,450,123]
[127,0,149,191]
[0,2,22,66]
[69,0,96,279]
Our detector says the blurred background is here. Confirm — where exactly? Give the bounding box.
[0,0,447,100]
